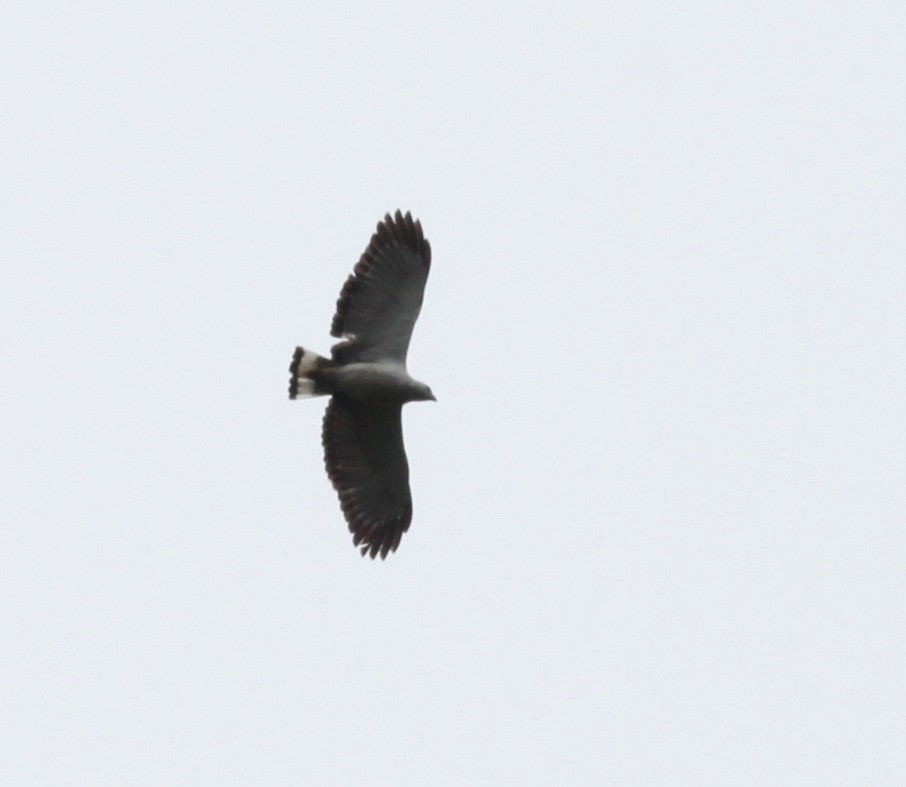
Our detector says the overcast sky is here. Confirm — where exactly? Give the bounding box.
[3,2,904,784]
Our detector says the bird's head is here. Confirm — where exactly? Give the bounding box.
[411,381,436,402]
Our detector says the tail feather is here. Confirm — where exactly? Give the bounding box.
[289,347,334,399]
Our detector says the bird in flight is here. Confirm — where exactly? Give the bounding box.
[288,211,435,559]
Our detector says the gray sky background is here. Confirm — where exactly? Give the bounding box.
[3,2,904,783]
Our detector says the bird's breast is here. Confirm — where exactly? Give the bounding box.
[333,363,412,402]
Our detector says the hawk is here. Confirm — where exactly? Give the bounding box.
[288,211,436,559]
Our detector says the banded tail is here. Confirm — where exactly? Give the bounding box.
[288,347,335,399]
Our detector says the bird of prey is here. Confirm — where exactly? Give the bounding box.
[288,211,435,559]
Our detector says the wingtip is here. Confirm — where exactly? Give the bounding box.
[359,541,398,560]
[378,210,428,262]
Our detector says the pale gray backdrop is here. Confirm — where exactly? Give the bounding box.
[3,2,904,784]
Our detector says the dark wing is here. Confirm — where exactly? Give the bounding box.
[330,211,431,365]
[322,398,412,559]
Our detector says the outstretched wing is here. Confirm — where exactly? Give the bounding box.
[330,210,431,365]
[322,398,412,559]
